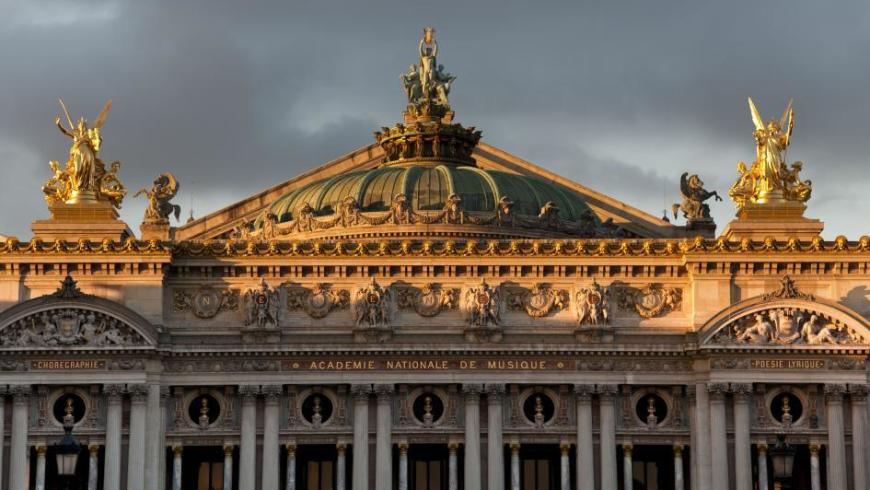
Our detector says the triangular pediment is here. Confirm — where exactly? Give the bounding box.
[176,141,685,241]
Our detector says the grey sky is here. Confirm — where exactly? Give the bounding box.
[1,0,868,238]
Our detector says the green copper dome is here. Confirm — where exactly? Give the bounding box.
[265,163,593,224]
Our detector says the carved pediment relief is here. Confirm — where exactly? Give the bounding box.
[701,276,870,348]
[0,276,156,349]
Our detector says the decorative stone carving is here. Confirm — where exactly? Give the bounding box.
[506,283,568,318]
[173,287,239,319]
[396,283,458,317]
[285,284,350,319]
[352,279,392,342]
[495,196,515,227]
[762,275,814,302]
[615,284,682,318]
[574,281,610,325]
[711,308,863,345]
[243,280,280,328]
[538,201,560,229]
[1,308,146,347]
[53,275,88,299]
[463,279,500,327]
[390,194,411,225]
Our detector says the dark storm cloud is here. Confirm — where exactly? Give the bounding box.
[1,0,868,237]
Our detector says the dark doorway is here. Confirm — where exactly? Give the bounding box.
[172,446,228,490]
[513,444,562,490]
[406,444,449,490]
[296,445,339,490]
[619,445,676,490]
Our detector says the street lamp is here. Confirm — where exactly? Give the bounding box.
[55,398,80,486]
[768,434,796,490]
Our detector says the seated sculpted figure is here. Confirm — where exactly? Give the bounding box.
[736,313,774,343]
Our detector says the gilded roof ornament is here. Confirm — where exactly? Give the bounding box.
[42,99,126,209]
[728,98,811,211]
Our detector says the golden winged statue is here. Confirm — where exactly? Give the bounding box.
[42,99,126,208]
[729,97,811,209]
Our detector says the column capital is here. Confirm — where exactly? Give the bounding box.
[159,385,171,399]
[510,442,520,454]
[336,443,347,454]
[623,444,633,456]
[673,444,684,456]
[596,384,618,399]
[9,384,30,401]
[559,442,570,454]
[104,383,125,402]
[224,444,234,456]
[485,383,506,401]
[398,442,409,453]
[89,444,100,455]
[35,445,47,456]
[351,384,372,400]
[285,443,296,455]
[462,383,483,398]
[849,384,869,401]
[757,443,768,455]
[127,383,149,403]
[809,443,821,455]
[731,383,753,400]
[573,384,595,401]
[685,384,696,402]
[448,442,459,452]
[824,383,847,402]
[238,384,260,401]
[706,382,729,400]
[262,384,283,401]
[374,384,394,399]
[172,444,183,456]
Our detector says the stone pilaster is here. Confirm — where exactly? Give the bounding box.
[448,442,459,490]
[485,383,505,490]
[693,383,711,490]
[238,384,259,490]
[223,444,234,490]
[351,384,372,490]
[559,443,570,490]
[809,443,821,490]
[598,385,618,490]
[756,444,768,490]
[510,443,521,490]
[127,384,149,490]
[88,444,100,490]
[262,385,282,490]
[463,384,483,490]
[171,445,183,490]
[849,385,868,490]
[622,444,633,490]
[825,384,847,490]
[707,383,729,490]
[397,442,409,490]
[375,384,394,490]
[574,384,595,490]
[673,445,685,490]
[731,383,752,490]
[103,384,124,490]
[285,443,296,490]
[336,443,347,490]
[34,445,46,490]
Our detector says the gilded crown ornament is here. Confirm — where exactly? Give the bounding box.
[42,99,126,209]
[729,98,811,211]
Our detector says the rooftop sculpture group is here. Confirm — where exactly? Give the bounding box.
[401,27,456,118]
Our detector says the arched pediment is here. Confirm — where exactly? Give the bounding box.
[0,277,158,349]
[700,277,870,349]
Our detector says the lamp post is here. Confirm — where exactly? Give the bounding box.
[768,434,796,490]
[55,398,81,489]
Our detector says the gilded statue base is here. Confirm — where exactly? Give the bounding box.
[31,201,132,242]
[140,221,174,241]
[722,201,823,240]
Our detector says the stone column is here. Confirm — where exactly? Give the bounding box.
[9,386,29,490]
[809,443,821,490]
[171,445,182,490]
[463,384,483,490]
[622,444,633,490]
[128,384,149,490]
[103,384,124,490]
[599,385,618,490]
[825,384,847,490]
[448,442,459,490]
[88,444,100,490]
[375,384,394,490]
[707,383,729,490]
[486,384,505,490]
[0,387,6,490]
[674,445,685,490]
[693,383,712,490]
[756,444,768,490]
[575,385,595,490]
[145,384,162,490]
[158,387,170,490]
[849,385,867,490]
[239,385,259,490]
[285,443,296,490]
[731,383,752,490]
[336,443,347,490]
[398,442,409,490]
[34,445,46,490]
[510,443,520,490]
[352,384,372,490]
[262,385,282,490]
[224,444,234,490]
[560,443,571,490]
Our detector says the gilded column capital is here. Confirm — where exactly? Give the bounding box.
[238,384,260,401]
[172,444,183,456]
[88,444,100,456]
[9,385,31,401]
[104,384,125,402]
[462,383,483,399]
[127,384,149,403]
[262,384,283,402]
[809,443,821,455]
[485,383,506,402]
[336,443,347,454]
[285,443,296,455]
[731,383,753,400]
[374,384,395,399]
[510,442,520,454]
[35,445,47,456]
[559,443,571,453]
[398,442,409,453]
[706,382,729,400]
[350,384,372,401]
[596,384,618,399]
[223,444,234,456]
[573,384,595,402]
[673,444,684,456]
[824,383,847,402]
[757,443,768,455]
[623,444,633,456]
[448,442,459,452]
